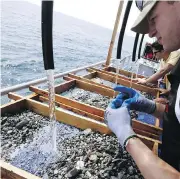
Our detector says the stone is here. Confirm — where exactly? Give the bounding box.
[111,176,118,179]
[7,130,13,135]
[89,154,98,162]
[67,168,80,178]
[85,171,92,177]
[16,119,29,130]
[96,137,102,142]
[118,171,125,179]
[83,128,92,135]
[128,166,134,175]
[54,169,58,175]
[76,161,84,170]
[117,159,128,168]
[134,175,139,179]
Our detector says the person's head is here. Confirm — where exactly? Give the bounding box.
[131,1,180,52]
[151,41,164,60]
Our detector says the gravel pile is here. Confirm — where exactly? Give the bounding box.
[1,110,50,162]
[61,88,111,110]
[11,122,80,177]
[91,78,115,88]
[45,129,144,179]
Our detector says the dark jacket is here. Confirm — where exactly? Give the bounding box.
[161,58,180,171]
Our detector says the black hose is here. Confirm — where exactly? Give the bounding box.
[132,33,139,62]
[117,0,133,59]
[41,1,54,70]
[138,34,145,59]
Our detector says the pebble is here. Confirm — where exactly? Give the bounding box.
[89,154,98,162]
[118,171,125,179]
[67,168,81,178]
[16,119,29,130]
[7,130,13,135]
[83,128,92,136]
[1,110,50,162]
[85,171,92,177]
[54,169,58,175]
[128,166,134,175]
[76,161,84,170]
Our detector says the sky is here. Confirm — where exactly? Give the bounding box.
[27,0,153,41]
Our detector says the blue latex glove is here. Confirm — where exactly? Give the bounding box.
[111,93,129,109]
[114,85,156,114]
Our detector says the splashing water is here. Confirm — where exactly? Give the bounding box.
[46,70,57,152]
[113,58,120,98]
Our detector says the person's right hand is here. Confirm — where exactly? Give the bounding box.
[114,85,156,114]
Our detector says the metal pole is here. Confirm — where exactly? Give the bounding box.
[0,61,105,96]
[117,0,133,59]
[132,33,140,61]
[106,0,124,66]
[42,1,54,70]
[138,34,145,59]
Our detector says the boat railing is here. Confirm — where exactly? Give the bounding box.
[0,55,133,96]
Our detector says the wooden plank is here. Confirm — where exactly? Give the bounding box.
[8,92,37,101]
[0,160,41,179]
[106,0,124,65]
[66,74,112,90]
[82,72,97,79]
[106,66,145,78]
[39,96,104,122]
[1,99,26,115]
[133,128,159,140]
[88,68,158,96]
[74,78,115,97]
[152,142,159,155]
[132,118,162,136]
[26,98,111,134]
[29,86,105,117]
[87,67,132,82]
[155,91,160,127]
[8,93,22,100]
[55,80,76,94]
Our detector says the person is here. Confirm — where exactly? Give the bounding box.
[144,51,153,59]
[134,41,180,89]
[105,1,180,178]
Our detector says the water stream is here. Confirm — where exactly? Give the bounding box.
[113,59,120,98]
[46,70,57,152]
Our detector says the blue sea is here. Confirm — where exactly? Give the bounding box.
[1,1,135,90]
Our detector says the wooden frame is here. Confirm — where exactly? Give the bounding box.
[1,64,163,178]
[1,75,162,178]
[3,93,162,147]
[87,67,158,96]
[28,86,162,139]
[103,66,145,78]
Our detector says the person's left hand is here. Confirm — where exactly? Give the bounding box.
[112,85,156,114]
[111,93,129,109]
